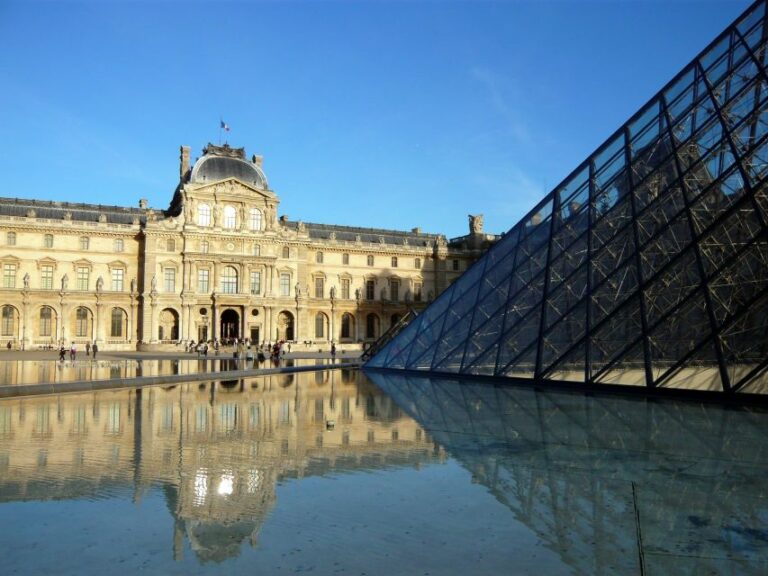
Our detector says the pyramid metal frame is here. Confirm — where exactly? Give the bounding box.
[367,0,768,395]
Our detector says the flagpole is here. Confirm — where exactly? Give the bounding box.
[218,118,222,145]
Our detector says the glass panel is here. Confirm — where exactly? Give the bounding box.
[548,235,588,294]
[636,185,686,245]
[545,266,587,330]
[655,339,723,391]
[648,290,712,381]
[591,258,639,327]
[590,296,643,375]
[593,341,647,387]
[720,291,768,388]
[639,210,693,282]
[462,312,506,373]
[591,226,635,287]
[744,133,768,185]
[644,249,701,328]
[498,345,537,379]
[543,341,586,383]
[707,240,768,327]
[737,1,766,38]
[540,301,587,373]
[592,191,632,251]
[496,313,541,377]
[698,203,763,276]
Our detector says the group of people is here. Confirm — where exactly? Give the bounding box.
[58,341,99,362]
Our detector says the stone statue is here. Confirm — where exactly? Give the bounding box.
[131,278,137,293]
[23,273,30,289]
[151,274,157,292]
[381,287,387,301]
[355,288,361,302]
[61,274,68,290]
[295,283,302,297]
[96,276,103,292]
[469,214,484,234]
[330,286,336,299]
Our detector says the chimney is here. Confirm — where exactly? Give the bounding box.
[252,154,263,167]
[139,198,148,209]
[411,227,421,234]
[180,145,191,180]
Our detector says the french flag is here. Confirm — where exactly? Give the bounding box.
[220,120,230,132]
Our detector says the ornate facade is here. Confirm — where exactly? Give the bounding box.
[0,143,497,350]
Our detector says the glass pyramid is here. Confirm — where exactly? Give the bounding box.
[367,0,768,395]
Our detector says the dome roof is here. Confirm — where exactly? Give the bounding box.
[189,145,268,189]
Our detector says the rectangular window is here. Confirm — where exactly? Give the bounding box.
[2,264,15,289]
[250,271,261,295]
[114,239,124,252]
[280,273,290,296]
[198,269,209,293]
[366,279,375,300]
[111,269,124,292]
[201,241,209,254]
[415,257,421,268]
[315,277,324,298]
[391,256,398,267]
[164,268,175,292]
[341,278,350,299]
[80,237,90,250]
[6,233,15,246]
[343,253,349,265]
[414,282,423,302]
[452,259,459,271]
[76,267,89,291]
[44,234,53,248]
[391,280,400,302]
[253,244,261,256]
[41,265,54,290]
[316,252,324,264]
[367,255,374,266]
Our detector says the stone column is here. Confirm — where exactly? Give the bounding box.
[129,296,136,344]
[95,300,103,344]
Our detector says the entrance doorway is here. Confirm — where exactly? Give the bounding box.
[220,309,240,341]
[250,327,260,344]
[277,311,294,341]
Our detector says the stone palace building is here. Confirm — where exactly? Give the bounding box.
[0,143,497,350]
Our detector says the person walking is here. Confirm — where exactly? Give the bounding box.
[92,342,98,359]
[70,342,77,361]
[85,342,91,356]
[58,345,66,362]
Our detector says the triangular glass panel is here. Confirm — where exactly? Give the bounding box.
[366,1,768,396]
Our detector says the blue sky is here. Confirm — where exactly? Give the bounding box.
[0,0,754,239]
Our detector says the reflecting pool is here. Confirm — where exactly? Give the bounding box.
[1,369,767,574]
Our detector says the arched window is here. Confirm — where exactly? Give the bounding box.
[75,307,89,337]
[315,312,326,339]
[223,206,237,229]
[341,313,353,339]
[249,208,263,231]
[282,246,290,259]
[198,204,211,226]
[366,313,379,339]
[221,266,238,294]
[39,307,54,337]
[1,305,15,336]
[111,308,125,338]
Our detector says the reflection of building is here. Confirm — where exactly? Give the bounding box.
[0,369,444,562]
[0,143,497,351]
[369,2,768,394]
[370,371,768,574]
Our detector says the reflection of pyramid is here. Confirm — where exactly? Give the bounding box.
[368,1,768,394]
[368,371,768,574]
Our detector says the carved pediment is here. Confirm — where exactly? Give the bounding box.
[36,257,58,270]
[107,260,128,270]
[191,178,274,199]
